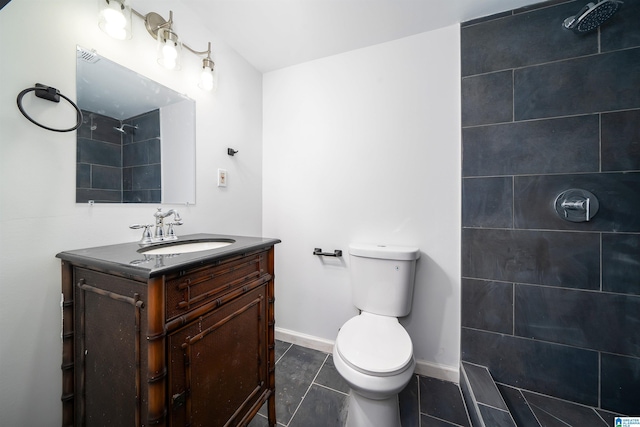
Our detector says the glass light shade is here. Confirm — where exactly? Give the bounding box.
[198,63,218,92]
[98,0,131,40]
[157,28,182,70]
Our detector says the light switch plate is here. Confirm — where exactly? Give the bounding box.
[217,169,227,187]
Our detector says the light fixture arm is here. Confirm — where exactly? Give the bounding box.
[184,42,211,57]
[133,9,212,61]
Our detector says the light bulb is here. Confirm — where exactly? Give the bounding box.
[162,42,178,61]
[199,69,214,91]
[103,8,126,28]
[157,28,182,70]
[98,0,131,40]
[161,41,178,69]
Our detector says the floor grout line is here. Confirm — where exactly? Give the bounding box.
[284,352,330,427]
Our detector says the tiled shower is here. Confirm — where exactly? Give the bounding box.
[460,0,640,417]
[77,109,162,203]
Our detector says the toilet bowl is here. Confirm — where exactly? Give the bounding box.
[333,312,416,427]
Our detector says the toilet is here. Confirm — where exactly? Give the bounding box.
[333,243,421,427]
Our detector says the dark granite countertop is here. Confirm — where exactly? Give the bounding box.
[56,233,281,279]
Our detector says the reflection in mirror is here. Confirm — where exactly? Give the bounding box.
[75,46,196,204]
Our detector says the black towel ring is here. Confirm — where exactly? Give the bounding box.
[16,83,83,133]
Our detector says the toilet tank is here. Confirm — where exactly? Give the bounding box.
[349,243,421,317]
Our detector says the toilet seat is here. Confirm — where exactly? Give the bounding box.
[336,312,413,377]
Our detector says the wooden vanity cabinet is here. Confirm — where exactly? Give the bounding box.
[60,245,277,427]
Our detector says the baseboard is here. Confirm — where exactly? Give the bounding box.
[275,327,335,354]
[275,327,460,384]
[415,359,460,384]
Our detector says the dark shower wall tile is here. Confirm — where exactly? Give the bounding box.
[514,173,640,232]
[462,115,599,177]
[601,353,640,415]
[123,140,161,167]
[600,0,640,52]
[461,328,599,406]
[462,177,513,228]
[601,109,640,172]
[514,0,575,14]
[76,188,121,203]
[77,163,90,188]
[461,1,597,76]
[123,190,161,204]
[91,113,121,144]
[461,279,513,334]
[514,48,640,120]
[462,228,600,289]
[129,164,161,190]
[78,110,92,138]
[123,167,132,191]
[602,233,640,296]
[92,165,121,190]
[515,285,640,357]
[130,110,160,142]
[77,138,122,167]
[461,71,513,127]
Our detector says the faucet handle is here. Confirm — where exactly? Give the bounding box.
[130,224,154,245]
[166,221,183,240]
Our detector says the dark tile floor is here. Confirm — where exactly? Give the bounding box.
[249,340,472,427]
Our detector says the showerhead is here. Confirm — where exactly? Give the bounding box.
[563,0,622,33]
[113,123,139,134]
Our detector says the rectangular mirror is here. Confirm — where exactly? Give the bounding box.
[75,46,196,204]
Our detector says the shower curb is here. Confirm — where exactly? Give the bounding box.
[460,362,518,427]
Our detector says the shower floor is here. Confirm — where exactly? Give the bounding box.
[462,361,629,426]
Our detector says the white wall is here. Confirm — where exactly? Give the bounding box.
[0,0,263,424]
[263,25,462,380]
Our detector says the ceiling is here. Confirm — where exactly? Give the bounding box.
[165,0,547,73]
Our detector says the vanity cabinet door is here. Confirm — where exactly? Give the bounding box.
[72,268,148,426]
[168,283,268,427]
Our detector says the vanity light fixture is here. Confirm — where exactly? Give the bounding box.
[98,0,217,91]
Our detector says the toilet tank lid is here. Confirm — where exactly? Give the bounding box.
[349,243,421,260]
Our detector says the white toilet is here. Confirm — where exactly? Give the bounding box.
[333,243,421,427]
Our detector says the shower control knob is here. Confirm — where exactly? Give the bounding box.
[554,189,599,222]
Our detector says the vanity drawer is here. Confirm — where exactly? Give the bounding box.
[165,250,267,320]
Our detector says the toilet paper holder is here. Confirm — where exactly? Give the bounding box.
[313,248,343,257]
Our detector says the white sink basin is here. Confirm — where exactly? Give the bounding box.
[141,240,234,255]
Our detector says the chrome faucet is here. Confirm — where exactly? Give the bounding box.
[130,208,183,245]
[154,208,182,240]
